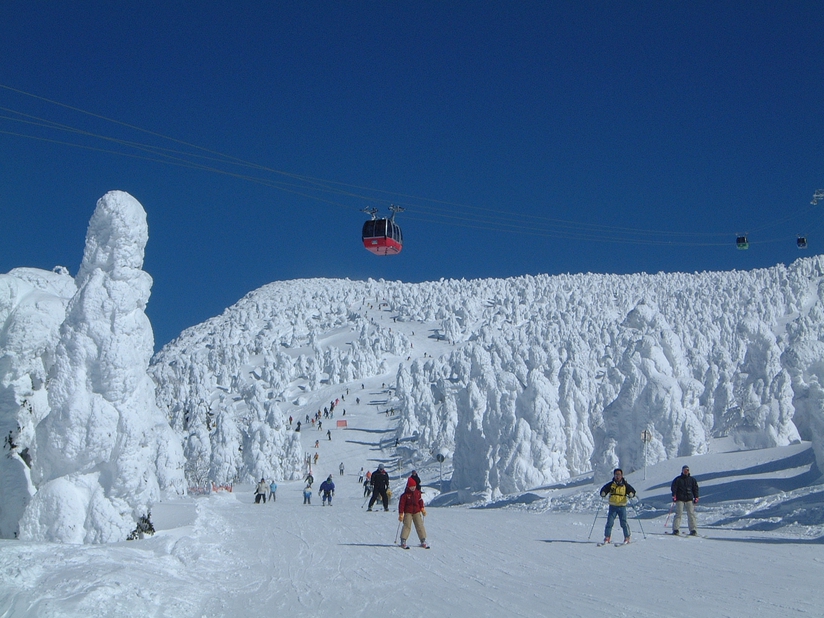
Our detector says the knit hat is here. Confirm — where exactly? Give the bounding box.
[378,464,385,470]
[406,477,417,489]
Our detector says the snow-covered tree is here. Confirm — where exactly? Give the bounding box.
[19,191,185,543]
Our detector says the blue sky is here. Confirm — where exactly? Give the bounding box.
[2,2,823,349]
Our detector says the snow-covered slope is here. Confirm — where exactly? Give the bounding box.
[1,422,822,617]
[5,189,824,548]
[151,257,824,500]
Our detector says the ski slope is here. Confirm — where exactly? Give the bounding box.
[2,381,822,617]
[2,191,824,616]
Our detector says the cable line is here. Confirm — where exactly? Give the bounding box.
[0,83,819,249]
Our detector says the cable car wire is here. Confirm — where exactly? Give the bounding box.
[0,83,818,250]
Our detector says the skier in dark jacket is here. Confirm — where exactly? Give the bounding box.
[671,465,699,535]
[599,468,636,544]
[367,464,390,511]
[319,475,335,506]
[408,470,422,490]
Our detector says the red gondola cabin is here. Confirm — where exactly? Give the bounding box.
[362,218,403,255]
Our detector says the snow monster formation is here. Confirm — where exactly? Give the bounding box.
[17,191,184,543]
[0,267,76,539]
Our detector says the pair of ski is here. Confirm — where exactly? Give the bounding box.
[596,540,631,547]
[399,543,430,550]
[665,532,703,538]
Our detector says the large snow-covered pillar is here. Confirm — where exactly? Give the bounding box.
[20,191,184,543]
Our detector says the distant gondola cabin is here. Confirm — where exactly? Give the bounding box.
[797,236,808,249]
[736,236,749,250]
[362,218,403,255]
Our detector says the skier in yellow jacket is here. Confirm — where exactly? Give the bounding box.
[599,468,636,544]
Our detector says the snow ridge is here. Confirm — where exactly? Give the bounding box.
[152,260,824,500]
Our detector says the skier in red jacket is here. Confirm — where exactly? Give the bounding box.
[398,477,428,549]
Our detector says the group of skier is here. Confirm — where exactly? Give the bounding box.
[255,461,700,551]
[299,473,336,505]
[362,463,428,548]
[293,462,432,548]
[254,478,278,504]
[598,464,699,544]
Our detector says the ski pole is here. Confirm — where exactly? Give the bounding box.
[395,520,402,545]
[630,499,647,539]
[587,500,604,540]
[664,500,674,529]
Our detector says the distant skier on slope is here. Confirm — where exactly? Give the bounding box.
[319,475,336,506]
[303,484,312,505]
[254,478,269,504]
[339,462,345,476]
[671,465,699,536]
[599,468,636,544]
[269,480,278,503]
[398,477,428,549]
[367,464,390,511]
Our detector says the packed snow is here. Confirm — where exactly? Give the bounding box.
[1,394,822,616]
[1,190,824,616]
